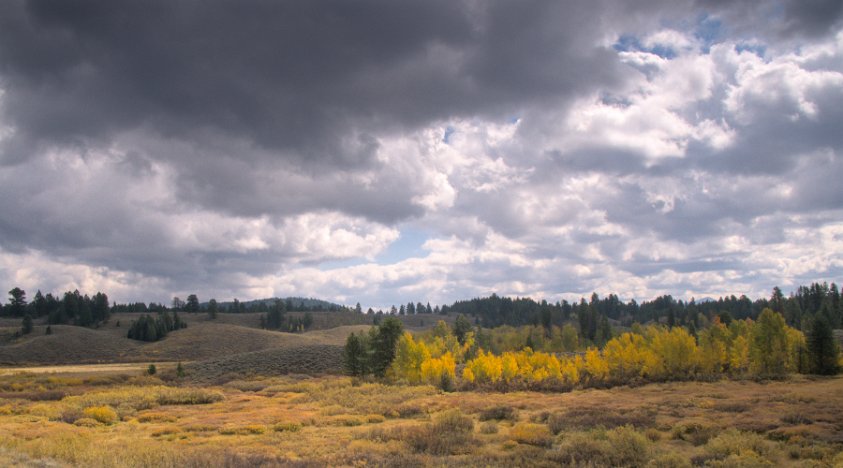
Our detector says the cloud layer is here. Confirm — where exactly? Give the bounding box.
[0,0,841,307]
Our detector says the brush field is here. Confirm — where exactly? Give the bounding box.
[0,366,841,467]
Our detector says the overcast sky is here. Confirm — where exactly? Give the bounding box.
[1,0,842,308]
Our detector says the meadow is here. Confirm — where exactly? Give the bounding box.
[0,367,841,467]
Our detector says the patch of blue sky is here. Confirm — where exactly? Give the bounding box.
[735,42,767,58]
[693,14,722,52]
[375,226,430,265]
[613,34,677,59]
[442,125,456,143]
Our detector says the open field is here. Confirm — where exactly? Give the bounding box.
[0,366,841,467]
[0,363,177,377]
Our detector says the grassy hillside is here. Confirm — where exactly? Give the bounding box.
[0,311,450,367]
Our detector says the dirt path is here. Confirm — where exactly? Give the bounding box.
[0,362,178,375]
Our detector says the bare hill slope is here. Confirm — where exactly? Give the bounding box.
[0,320,363,366]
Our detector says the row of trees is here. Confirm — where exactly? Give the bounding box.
[434,283,843,334]
[126,311,187,342]
[259,300,314,332]
[346,309,839,392]
[4,288,111,329]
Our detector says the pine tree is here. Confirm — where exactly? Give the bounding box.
[371,317,403,377]
[343,333,367,376]
[807,316,839,375]
[21,313,33,334]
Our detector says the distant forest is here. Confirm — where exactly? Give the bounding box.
[2,282,841,339]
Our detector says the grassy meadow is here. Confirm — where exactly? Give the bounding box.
[0,366,842,467]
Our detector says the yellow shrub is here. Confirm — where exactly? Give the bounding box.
[508,423,553,447]
[83,405,118,425]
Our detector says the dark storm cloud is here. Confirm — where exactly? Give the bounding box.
[696,0,843,38]
[0,0,628,170]
[0,0,840,304]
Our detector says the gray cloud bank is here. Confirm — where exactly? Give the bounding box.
[0,0,841,305]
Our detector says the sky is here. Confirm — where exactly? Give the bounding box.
[0,0,842,309]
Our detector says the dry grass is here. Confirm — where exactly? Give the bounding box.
[0,368,840,466]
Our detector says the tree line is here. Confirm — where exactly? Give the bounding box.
[346,308,840,393]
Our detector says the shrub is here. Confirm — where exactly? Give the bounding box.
[83,405,119,425]
[551,432,612,466]
[606,425,651,467]
[708,452,774,467]
[365,414,385,424]
[330,416,363,426]
[479,421,499,434]
[137,412,177,423]
[59,407,84,424]
[406,410,474,455]
[551,427,651,467]
[73,417,101,427]
[705,429,772,461]
[509,423,553,447]
[479,405,518,422]
[671,422,717,446]
[780,413,812,425]
[147,364,157,375]
[645,427,662,442]
[273,422,302,433]
[647,452,692,468]
[547,413,566,435]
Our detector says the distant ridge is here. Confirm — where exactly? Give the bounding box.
[204,296,345,310]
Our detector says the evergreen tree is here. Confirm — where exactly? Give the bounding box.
[807,316,839,375]
[454,314,472,345]
[33,290,47,317]
[185,294,200,313]
[7,287,26,317]
[76,297,93,327]
[208,299,219,319]
[21,313,33,334]
[303,311,313,330]
[343,332,367,376]
[265,300,286,329]
[371,317,403,377]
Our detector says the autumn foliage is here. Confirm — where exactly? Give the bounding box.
[386,310,808,391]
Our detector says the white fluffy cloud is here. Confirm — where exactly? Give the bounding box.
[0,2,841,307]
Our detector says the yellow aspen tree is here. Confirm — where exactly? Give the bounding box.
[749,309,789,377]
[650,326,697,379]
[560,356,581,385]
[729,334,750,374]
[391,332,430,383]
[604,333,656,381]
[501,352,519,383]
[584,347,609,383]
